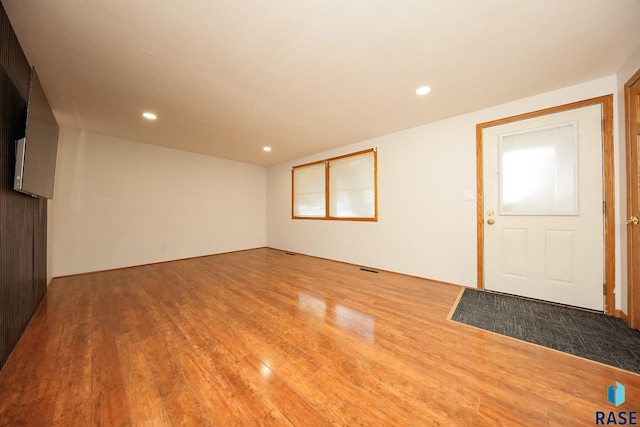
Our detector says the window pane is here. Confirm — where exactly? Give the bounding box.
[499,122,578,215]
[329,151,375,218]
[293,163,326,217]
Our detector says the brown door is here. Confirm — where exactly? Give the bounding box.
[626,69,640,330]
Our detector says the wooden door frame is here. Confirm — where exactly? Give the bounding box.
[476,95,615,314]
[625,69,640,328]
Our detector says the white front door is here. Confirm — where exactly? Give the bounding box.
[483,104,604,311]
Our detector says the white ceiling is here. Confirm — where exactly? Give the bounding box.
[3,0,640,166]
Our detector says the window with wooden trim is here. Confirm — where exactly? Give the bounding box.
[292,148,377,221]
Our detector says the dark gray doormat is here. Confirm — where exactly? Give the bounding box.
[450,288,640,374]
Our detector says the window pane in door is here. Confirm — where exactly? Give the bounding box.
[499,122,578,215]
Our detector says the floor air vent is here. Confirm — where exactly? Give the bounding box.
[360,268,379,274]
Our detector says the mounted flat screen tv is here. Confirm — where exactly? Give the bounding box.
[14,67,59,199]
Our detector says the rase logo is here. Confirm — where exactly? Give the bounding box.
[609,382,626,407]
[595,382,638,426]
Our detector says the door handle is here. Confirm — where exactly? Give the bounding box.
[487,218,495,225]
[627,216,639,226]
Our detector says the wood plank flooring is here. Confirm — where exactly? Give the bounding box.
[0,248,638,426]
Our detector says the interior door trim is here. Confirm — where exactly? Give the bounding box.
[476,95,615,314]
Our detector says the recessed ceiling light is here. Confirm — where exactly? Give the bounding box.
[142,112,157,120]
[416,86,431,96]
[263,146,272,152]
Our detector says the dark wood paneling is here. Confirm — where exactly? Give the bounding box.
[0,3,48,370]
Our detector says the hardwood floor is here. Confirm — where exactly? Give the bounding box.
[0,248,638,426]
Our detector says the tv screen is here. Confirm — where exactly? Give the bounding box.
[13,67,59,199]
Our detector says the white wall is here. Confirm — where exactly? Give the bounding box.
[616,45,640,314]
[44,72,632,311]
[50,128,266,277]
[267,76,622,306]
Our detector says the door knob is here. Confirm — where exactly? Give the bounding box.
[627,216,639,225]
[487,218,495,225]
